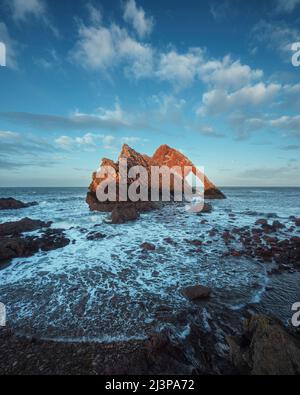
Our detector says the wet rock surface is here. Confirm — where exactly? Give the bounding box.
[0,218,51,237]
[0,188,299,375]
[219,218,300,272]
[86,192,159,218]
[0,303,243,375]
[0,218,70,264]
[111,204,140,224]
[86,231,106,241]
[182,285,212,301]
[227,315,300,375]
[140,242,156,251]
[0,198,38,210]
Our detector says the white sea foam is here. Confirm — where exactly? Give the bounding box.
[0,187,299,342]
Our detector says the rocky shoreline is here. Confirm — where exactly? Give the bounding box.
[0,217,70,267]
[0,305,299,375]
[0,193,299,375]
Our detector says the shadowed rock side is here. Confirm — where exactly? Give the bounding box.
[86,144,225,216]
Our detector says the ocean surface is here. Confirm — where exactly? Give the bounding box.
[0,187,299,342]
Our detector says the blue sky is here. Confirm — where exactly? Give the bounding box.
[0,0,300,187]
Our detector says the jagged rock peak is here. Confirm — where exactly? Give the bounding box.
[87,143,226,208]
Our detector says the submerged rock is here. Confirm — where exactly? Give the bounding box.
[140,242,156,251]
[86,231,106,241]
[272,220,285,230]
[227,315,300,375]
[182,285,212,301]
[164,237,176,245]
[185,239,203,247]
[0,198,38,211]
[255,219,268,226]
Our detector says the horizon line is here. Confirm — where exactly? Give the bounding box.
[0,186,300,189]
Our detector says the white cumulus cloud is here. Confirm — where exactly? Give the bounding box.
[71,22,153,79]
[123,0,153,38]
[199,83,281,115]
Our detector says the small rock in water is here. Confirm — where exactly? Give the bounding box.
[185,239,202,247]
[294,218,300,227]
[182,285,211,301]
[140,242,156,251]
[0,198,38,211]
[111,205,139,224]
[266,213,278,218]
[164,237,176,245]
[198,203,213,214]
[272,220,285,230]
[87,232,106,241]
[255,219,268,226]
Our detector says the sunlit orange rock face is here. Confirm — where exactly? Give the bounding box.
[86,144,225,212]
[150,145,225,199]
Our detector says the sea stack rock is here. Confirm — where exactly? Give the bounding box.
[150,145,225,199]
[86,144,225,213]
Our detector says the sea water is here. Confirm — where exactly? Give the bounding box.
[0,187,299,342]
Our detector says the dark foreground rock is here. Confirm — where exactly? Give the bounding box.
[0,229,70,263]
[0,326,205,375]
[227,315,300,375]
[0,303,241,375]
[0,218,70,264]
[0,198,38,210]
[182,285,212,301]
[1,303,298,375]
[0,218,51,237]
